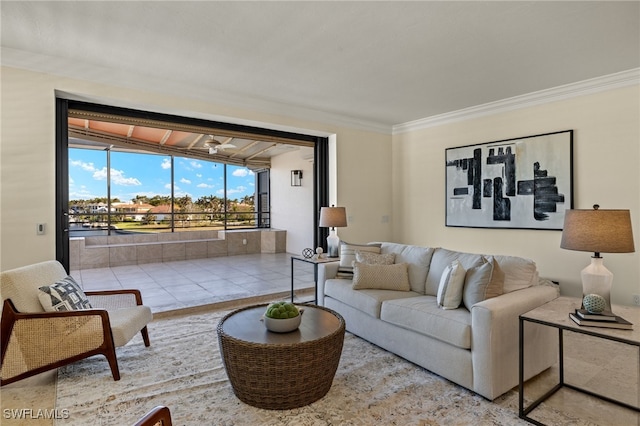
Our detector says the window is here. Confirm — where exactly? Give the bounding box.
[68,146,260,236]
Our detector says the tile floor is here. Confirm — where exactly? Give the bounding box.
[71,253,318,314]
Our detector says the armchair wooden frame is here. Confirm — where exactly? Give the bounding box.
[133,405,173,426]
[0,288,151,386]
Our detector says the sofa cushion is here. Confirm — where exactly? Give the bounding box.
[336,242,382,279]
[378,242,435,294]
[425,248,484,296]
[355,250,395,265]
[38,276,93,312]
[325,278,421,318]
[352,262,411,291]
[463,256,504,309]
[492,255,538,293]
[436,260,466,309]
[380,296,472,349]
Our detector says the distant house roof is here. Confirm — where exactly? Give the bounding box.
[149,204,172,214]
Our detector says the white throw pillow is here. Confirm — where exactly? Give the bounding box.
[462,256,504,309]
[336,242,382,279]
[437,260,466,309]
[38,276,92,312]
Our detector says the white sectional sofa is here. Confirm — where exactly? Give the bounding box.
[317,242,559,400]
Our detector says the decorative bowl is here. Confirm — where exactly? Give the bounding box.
[263,311,303,333]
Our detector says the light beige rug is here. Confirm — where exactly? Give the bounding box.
[52,309,633,425]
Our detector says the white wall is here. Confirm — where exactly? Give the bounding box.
[0,66,394,270]
[270,147,315,255]
[392,85,640,306]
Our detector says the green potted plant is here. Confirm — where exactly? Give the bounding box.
[263,301,303,333]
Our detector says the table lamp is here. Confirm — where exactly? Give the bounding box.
[319,206,347,258]
[560,204,635,311]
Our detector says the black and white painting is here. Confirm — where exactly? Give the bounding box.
[445,130,573,230]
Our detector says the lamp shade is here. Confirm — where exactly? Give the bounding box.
[319,206,347,228]
[560,208,635,254]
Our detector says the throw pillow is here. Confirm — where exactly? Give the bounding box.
[355,250,395,265]
[436,260,466,309]
[38,276,92,312]
[336,242,382,279]
[352,262,411,291]
[462,256,504,309]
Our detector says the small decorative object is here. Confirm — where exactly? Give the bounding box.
[583,293,606,314]
[315,247,325,259]
[262,301,303,333]
[302,247,314,258]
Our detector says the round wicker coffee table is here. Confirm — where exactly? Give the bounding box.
[217,304,345,410]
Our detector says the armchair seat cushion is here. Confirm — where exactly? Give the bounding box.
[109,306,153,347]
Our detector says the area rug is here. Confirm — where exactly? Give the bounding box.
[55,309,579,425]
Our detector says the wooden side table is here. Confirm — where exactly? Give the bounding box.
[290,255,339,304]
[217,304,346,410]
[519,296,640,425]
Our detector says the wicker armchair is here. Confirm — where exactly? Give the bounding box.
[134,406,173,426]
[1,260,153,386]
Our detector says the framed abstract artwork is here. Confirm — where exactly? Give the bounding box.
[445,130,573,230]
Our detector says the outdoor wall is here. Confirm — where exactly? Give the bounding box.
[0,66,394,270]
[391,84,640,306]
[270,147,315,255]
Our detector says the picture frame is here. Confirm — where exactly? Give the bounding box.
[445,130,573,230]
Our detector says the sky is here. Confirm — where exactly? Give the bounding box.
[69,148,255,202]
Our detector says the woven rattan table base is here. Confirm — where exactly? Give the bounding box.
[217,304,345,410]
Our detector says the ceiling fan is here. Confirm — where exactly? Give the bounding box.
[202,135,236,154]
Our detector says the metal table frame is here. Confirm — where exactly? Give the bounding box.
[519,300,640,425]
[290,255,339,304]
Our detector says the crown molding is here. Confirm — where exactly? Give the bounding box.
[393,68,640,135]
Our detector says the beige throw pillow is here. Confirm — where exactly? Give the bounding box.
[355,250,395,265]
[462,256,504,309]
[336,242,382,279]
[436,260,466,309]
[352,262,411,291]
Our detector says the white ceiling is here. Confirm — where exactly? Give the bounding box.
[1,1,639,129]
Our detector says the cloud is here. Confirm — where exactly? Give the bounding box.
[196,173,202,178]
[92,167,142,186]
[70,159,97,172]
[221,186,247,196]
[190,161,203,169]
[197,183,214,189]
[232,168,254,177]
[161,159,171,169]
[180,178,191,184]
[165,183,176,190]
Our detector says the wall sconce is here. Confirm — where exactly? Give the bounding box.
[291,170,303,186]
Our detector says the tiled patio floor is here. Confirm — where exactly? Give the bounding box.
[71,253,317,314]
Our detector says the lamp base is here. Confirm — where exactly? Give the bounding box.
[326,229,340,258]
[581,256,613,312]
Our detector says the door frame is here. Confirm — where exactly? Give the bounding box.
[55,99,329,271]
